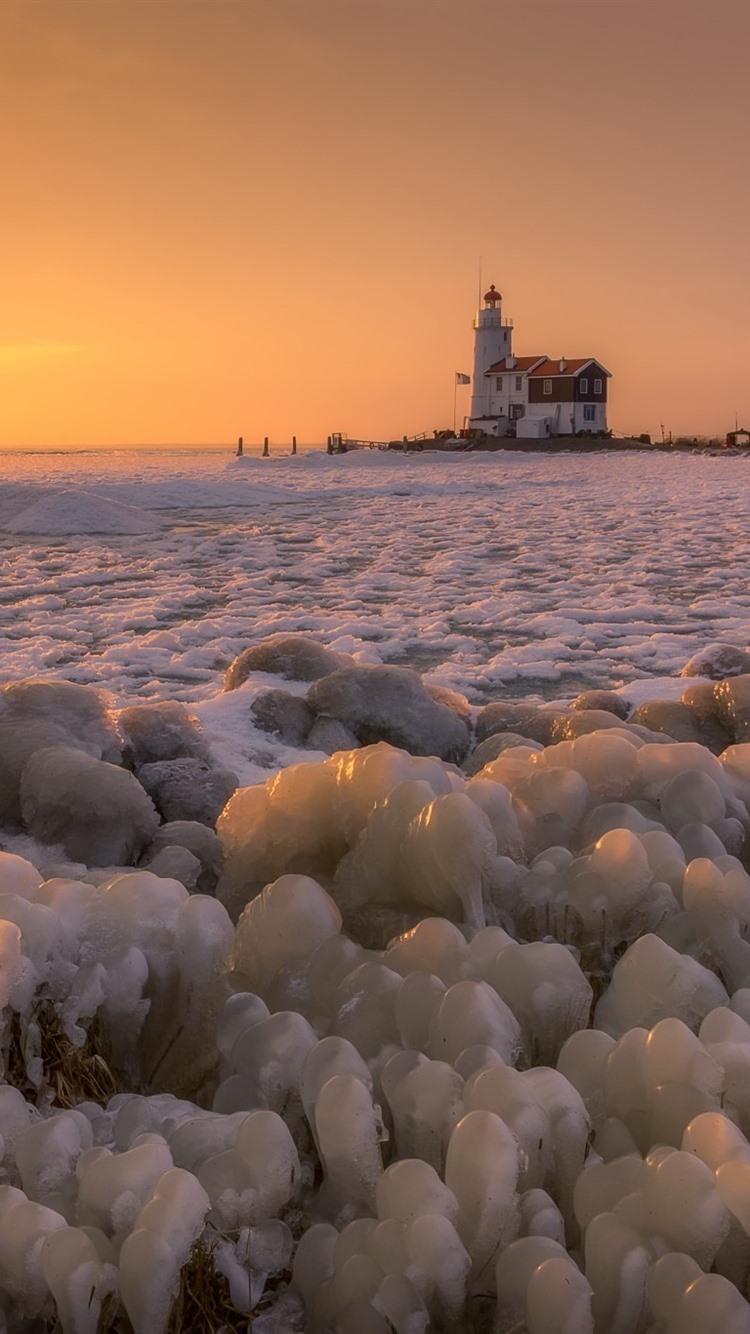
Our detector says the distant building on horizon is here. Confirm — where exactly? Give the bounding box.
[468,285,611,439]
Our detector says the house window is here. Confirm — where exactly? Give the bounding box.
[495,376,503,390]
[543,379,552,395]
[583,405,596,422]
[594,378,602,394]
[515,376,522,391]
[580,378,589,394]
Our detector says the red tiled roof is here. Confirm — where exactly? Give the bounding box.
[486,356,547,374]
[527,358,610,378]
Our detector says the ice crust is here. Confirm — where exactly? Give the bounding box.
[2,712,750,1327]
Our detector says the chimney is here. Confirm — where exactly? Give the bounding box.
[507,354,516,369]
[559,358,567,372]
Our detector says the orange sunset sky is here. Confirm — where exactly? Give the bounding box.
[1,0,748,448]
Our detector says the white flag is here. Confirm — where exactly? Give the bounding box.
[455,372,471,384]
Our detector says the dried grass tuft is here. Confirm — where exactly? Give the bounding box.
[93,1236,252,1333]
[166,1236,250,1334]
[7,1002,120,1109]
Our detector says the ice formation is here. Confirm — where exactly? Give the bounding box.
[1,651,750,1329]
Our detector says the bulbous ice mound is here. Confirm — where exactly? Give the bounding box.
[224,634,355,689]
[680,643,750,679]
[5,489,161,535]
[307,665,470,762]
[595,934,729,1037]
[232,874,342,995]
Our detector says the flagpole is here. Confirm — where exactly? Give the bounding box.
[453,374,457,434]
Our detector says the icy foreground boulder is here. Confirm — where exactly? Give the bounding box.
[0,679,120,761]
[224,633,355,688]
[0,679,123,826]
[137,756,238,826]
[306,665,471,762]
[20,745,160,865]
[118,700,209,768]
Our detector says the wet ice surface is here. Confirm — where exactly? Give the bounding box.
[1,447,749,712]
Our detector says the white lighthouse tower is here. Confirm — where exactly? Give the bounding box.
[469,284,513,424]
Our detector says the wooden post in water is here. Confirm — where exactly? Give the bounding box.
[262,436,269,457]
[236,436,243,457]
[291,435,297,455]
[327,435,333,455]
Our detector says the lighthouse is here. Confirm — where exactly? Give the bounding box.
[469,285,513,423]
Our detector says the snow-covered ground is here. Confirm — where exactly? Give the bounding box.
[3,446,750,1332]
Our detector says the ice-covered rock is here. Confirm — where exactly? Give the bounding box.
[225,634,355,689]
[713,675,750,743]
[571,689,630,718]
[680,643,750,680]
[306,715,361,755]
[20,745,159,865]
[463,731,543,776]
[0,718,94,827]
[307,665,471,762]
[629,699,728,751]
[140,820,223,895]
[251,689,316,745]
[476,702,566,747]
[137,757,238,826]
[119,700,209,768]
[143,844,201,890]
[551,710,628,742]
[1,680,121,762]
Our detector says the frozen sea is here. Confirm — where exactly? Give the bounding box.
[1,444,748,780]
